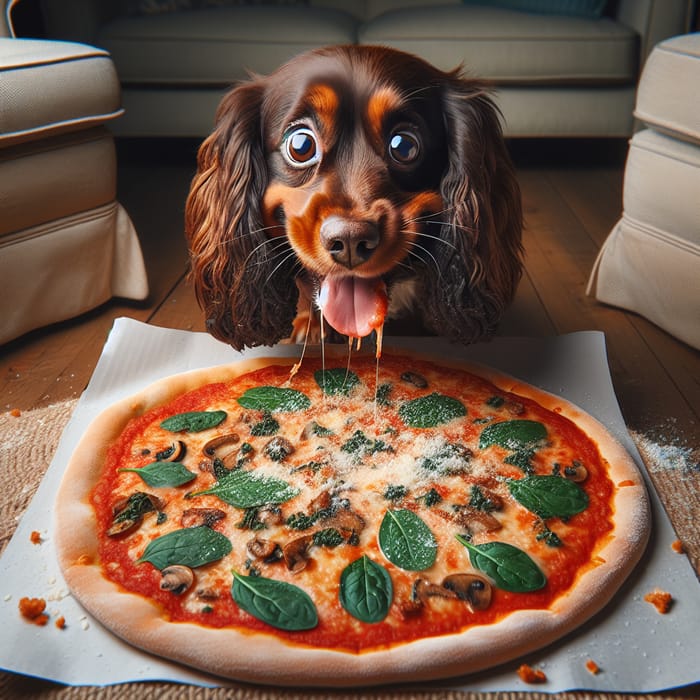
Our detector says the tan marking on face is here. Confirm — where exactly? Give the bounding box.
[366,87,404,141]
[305,84,340,135]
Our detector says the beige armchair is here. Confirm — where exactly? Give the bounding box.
[0,0,148,345]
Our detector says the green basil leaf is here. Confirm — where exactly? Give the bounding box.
[160,410,227,433]
[119,461,196,488]
[138,526,232,569]
[479,419,547,450]
[399,392,466,428]
[237,386,311,412]
[339,555,393,623]
[314,368,360,396]
[231,571,318,631]
[509,475,589,519]
[189,469,299,508]
[378,509,437,571]
[456,536,546,593]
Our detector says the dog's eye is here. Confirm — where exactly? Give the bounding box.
[388,130,421,165]
[282,126,321,168]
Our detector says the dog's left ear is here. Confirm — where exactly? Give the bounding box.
[185,80,298,350]
[419,77,523,343]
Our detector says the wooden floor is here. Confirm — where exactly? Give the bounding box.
[1,138,698,451]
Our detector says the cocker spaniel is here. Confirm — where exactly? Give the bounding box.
[185,45,522,349]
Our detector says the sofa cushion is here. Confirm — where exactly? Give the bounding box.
[587,128,700,349]
[620,129,700,247]
[634,32,700,145]
[99,6,358,84]
[0,129,117,238]
[0,38,123,147]
[359,5,638,82]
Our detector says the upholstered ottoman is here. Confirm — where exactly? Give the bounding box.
[0,36,148,345]
[587,33,700,349]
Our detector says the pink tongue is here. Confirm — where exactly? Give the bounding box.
[318,276,388,338]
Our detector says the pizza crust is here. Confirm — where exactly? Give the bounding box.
[55,348,650,686]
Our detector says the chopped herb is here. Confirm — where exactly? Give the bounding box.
[156,511,168,525]
[419,441,471,474]
[469,484,499,512]
[417,488,443,507]
[486,395,505,408]
[383,484,408,501]
[375,383,393,406]
[113,492,159,524]
[310,421,333,437]
[250,411,279,436]
[536,522,563,547]
[312,528,344,548]
[341,430,393,459]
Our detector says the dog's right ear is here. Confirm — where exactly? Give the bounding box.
[185,80,298,349]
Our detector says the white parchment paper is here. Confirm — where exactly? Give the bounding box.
[1,318,698,692]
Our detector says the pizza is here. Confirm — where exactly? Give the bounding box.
[54,349,650,686]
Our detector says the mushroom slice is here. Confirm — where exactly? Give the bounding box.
[265,436,295,462]
[442,574,492,610]
[160,565,194,595]
[202,433,241,466]
[563,461,588,482]
[401,371,428,388]
[181,507,226,528]
[412,578,458,603]
[453,506,502,534]
[283,535,313,573]
[320,507,365,541]
[156,440,186,462]
[247,536,280,561]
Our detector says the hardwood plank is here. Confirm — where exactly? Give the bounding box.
[497,269,556,337]
[148,274,207,334]
[544,167,624,248]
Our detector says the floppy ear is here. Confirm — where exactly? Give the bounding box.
[185,80,298,350]
[419,77,523,343]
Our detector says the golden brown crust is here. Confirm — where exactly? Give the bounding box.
[55,349,650,687]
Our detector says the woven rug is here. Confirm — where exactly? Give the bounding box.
[1,400,698,700]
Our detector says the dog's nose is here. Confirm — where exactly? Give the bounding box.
[320,216,380,269]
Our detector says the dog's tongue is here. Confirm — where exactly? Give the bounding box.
[318,276,388,338]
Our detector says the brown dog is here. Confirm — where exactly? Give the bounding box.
[185,45,522,349]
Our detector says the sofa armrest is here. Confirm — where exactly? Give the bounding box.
[616,0,693,69]
[38,0,124,43]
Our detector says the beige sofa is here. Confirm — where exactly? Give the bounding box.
[0,1,148,345]
[35,0,693,138]
[587,33,700,350]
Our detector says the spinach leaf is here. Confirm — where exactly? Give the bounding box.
[399,392,466,428]
[188,469,299,508]
[314,368,360,396]
[160,410,227,433]
[237,386,311,412]
[509,475,588,519]
[479,419,547,450]
[138,526,232,569]
[231,572,318,631]
[119,461,196,488]
[378,509,437,571]
[456,536,546,593]
[339,555,393,623]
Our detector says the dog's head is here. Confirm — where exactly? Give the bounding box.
[186,45,522,349]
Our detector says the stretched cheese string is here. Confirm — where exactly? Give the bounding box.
[287,297,315,383]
